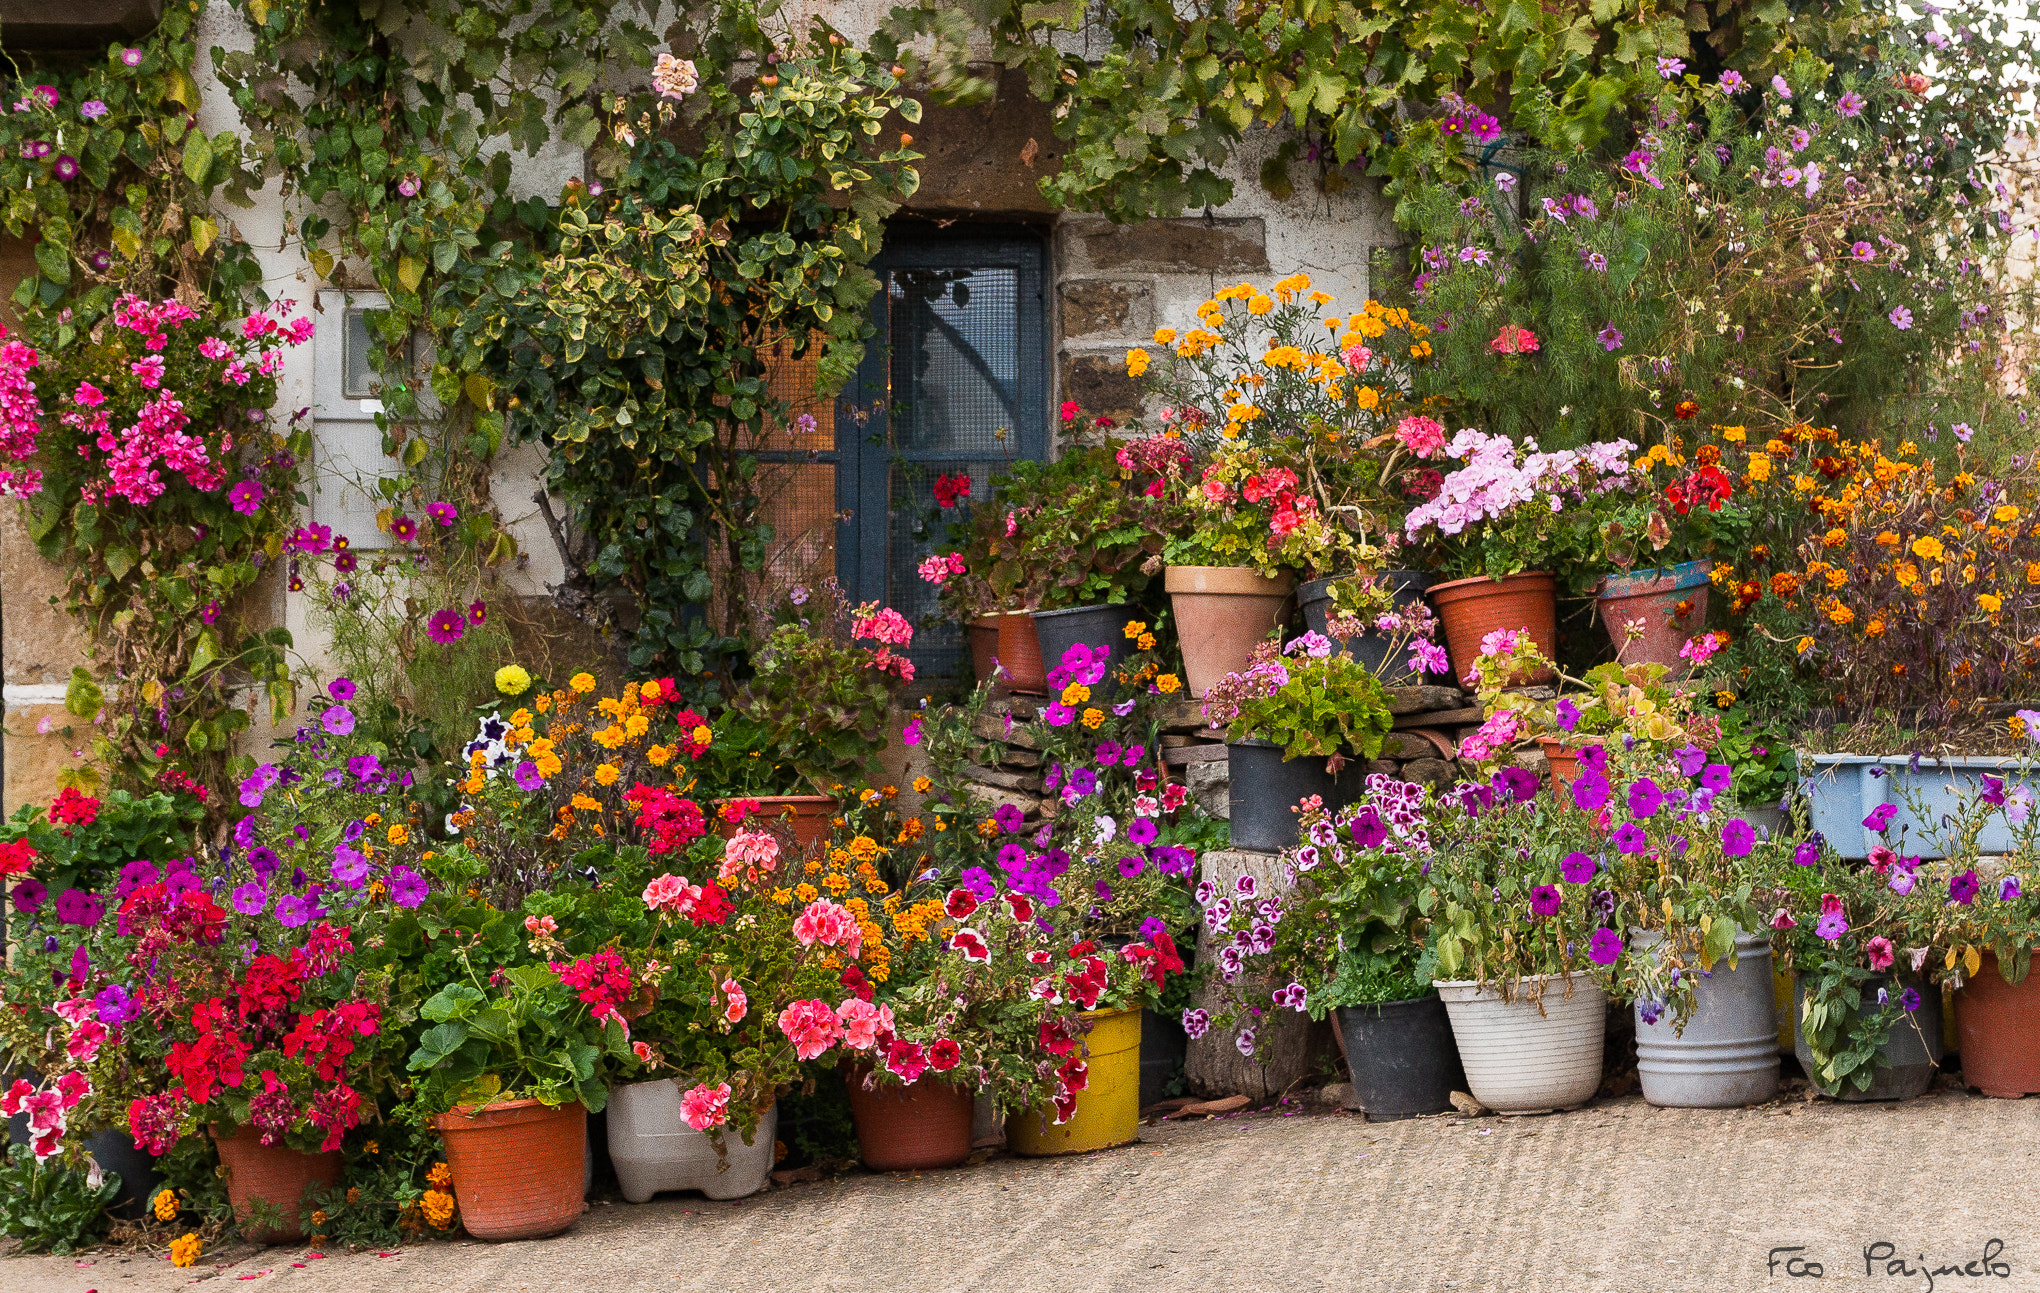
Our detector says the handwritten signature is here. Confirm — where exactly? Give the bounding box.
[1767,1240,2012,1291]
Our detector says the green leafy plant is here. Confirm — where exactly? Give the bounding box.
[1200,638,1394,763]
[0,1144,121,1255]
[406,947,615,1116]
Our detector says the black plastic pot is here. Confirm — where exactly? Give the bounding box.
[1335,993,1466,1120]
[1031,603,1141,703]
[1793,972,1944,1101]
[1225,739,1361,851]
[6,1089,162,1220]
[1138,1010,1189,1108]
[1298,570,1439,683]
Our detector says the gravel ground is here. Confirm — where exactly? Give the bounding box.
[9,1086,2040,1293]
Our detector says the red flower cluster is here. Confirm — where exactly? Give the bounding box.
[1241,466,1320,539]
[167,999,250,1104]
[1120,930,1186,991]
[932,472,972,509]
[0,838,34,877]
[636,677,682,707]
[552,949,635,1024]
[280,1002,381,1082]
[154,768,210,801]
[1665,464,1733,516]
[624,784,707,855]
[1061,952,1111,1010]
[119,884,227,945]
[239,952,307,1021]
[670,707,712,759]
[48,786,100,826]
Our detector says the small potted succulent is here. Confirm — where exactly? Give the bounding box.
[1200,634,1395,850]
[1197,776,1465,1119]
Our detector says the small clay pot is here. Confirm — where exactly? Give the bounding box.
[433,1099,587,1241]
[845,1069,975,1171]
[211,1124,343,1245]
[1427,572,1558,685]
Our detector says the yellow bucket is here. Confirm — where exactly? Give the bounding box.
[1008,1007,1143,1156]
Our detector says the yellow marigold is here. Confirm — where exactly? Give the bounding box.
[976,817,1002,839]
[1061,682,1091,706]
[1980,593,2003,613]
[1354,386,1381,410]
[387,824,409,846]
[507,726,534,745]
[535,754,563,778]
[1994,504,2021,524]
[570,672,597,693]
[1248,294,1274,315]
[1122,620,1147,641]
[1137,632,1157,651]
[1126,348,1150,377]
[897,818,925,842]
[1796,635,1816,655]
[2014,716,2030,739]
[1822,528,1847,548]
[824,872,851,895]
[1865,618,1885,637]
[594,726,627,750]
[1081,707,1105,729]
[1828,604,1856,625]
[572,793,602,811]
[647,745,673,767]
[1156,674,1182,694]
[1745,455,1771,483]
[495,665,532,695]
[170,1233,203,1268]
[692,724,714,749]
[1719,426,1748,443]
[153,1188,179,1221]
[771,887,793,904]
[1152,327,1177,345]
[795,883,819,903]
[1910,535,1945,562]
[535,694,550,713]
[2027,561,2040,585]
[422,1188,457,1230]
[1875,530,1901,548]
[1715,691,1736,708]
[1824,568,1849,589]
[625,714,650,738]
[912,775,932,793]
[848,835,881,863]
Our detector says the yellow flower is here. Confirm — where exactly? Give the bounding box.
[2027,561,2040,586]
[570,672,597,693]
[647,745,673,766]
[1910,535,1945,562]
[536,754,563,778]
[1994,504,2020,524]
[495,665,532,695]
[771,887,793,904]
[387,824,409,846]
[1137,632,1156,651]
[1715,690,1736,708]
[1126,348,1150,377]
[1745,455,1771,482]
[1979,593,2003,613]
[795,883,819,902]
[170,1233,203,1268]
[1061,683,1091,706]
[1875,530,1901,548]
[1081,707,1105,729]
[692,724,714,748]
[1353,386,1380,411]
[572,793,602,811]
[594,725,627,750]
[824,872,851,895]
[1796,636,1816,655]
[1248,294,1274,315]
[848,835,882,863]
[1720,426,1748,443]
[422,1188,457,1230]
[1156,674,1182,694]
[153,1188,179,1222]
[1122,621,1147,640]
[1827,604,1856,625]
[1152,327,1177,345]
[912,775,932,793]
[625,714,651,738]
[639,680,662,700]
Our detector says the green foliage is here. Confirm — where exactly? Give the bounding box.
[885,0,1884,223]
[0,1144,121,1254]
[2,788,203,895]
[1794,962,1912,1094]
[728,593,911,794]
[406,954,616,1115]
[1207,644,1394,762]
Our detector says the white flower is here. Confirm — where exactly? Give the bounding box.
[652,53,699,101]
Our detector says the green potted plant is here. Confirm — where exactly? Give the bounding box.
[1198,635,1394,850]
[1402,429,1638,685]
[1196,777,1466,1119]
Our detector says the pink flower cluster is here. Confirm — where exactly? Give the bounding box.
[918,552,966,585]
[792,898,863,958]
[1403,429,1636,541]
[852,605,914,646]
[679,1081,731,1130]
[0,325,42,498]
[2,1071,90,1161]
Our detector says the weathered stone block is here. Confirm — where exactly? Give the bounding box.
[1059,352,1143,423]
[1061,217,1269,274]
[1382,684,1469,715]
[1401,757,1457,787]
[1059,279,1152,339]
[960,764,1043,794]
[972,712,1043,749]
[1185,759,1229,818]
[1395,705,1483,730]
[1185,849,1334,1099]
[1155,697,1213,734]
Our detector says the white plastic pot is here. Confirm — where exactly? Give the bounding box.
[1435,973,1605,1113]
[606,1080,777,1203]
[1799,752,2040,859]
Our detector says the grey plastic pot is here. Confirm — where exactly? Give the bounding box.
[1632,929,1779,1108]
[1799,752,2040,859]
[1297,571,1438,683]
[1793,972,1943,1101]
[1224,738,1361,851]
[1335,992,1466,1120]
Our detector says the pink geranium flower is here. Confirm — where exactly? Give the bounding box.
[678,1082,731,1131]
[836,998,883,1050]
[777,999,843,1061]
[792,899,863,957]
[1393,415,1446,458]
[130,354,165,388]
[720,978,747,1024]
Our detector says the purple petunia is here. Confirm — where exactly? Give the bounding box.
[1614,823,1648,854]
[1720,818,1756,857]
[1126,817,1159,846]
[56,889,103,925]
[247,846,281,879]
[1122,744,1147,767]
[1555,698,1580,732]
[1067,767,1098,798]
[993,804,1025,834]
[231,883,268,916]
[388,867,430,908]
[513,761,543,791]
[1349,806,1388,848]
[1529,884,1562,917]
[1588,927,1623,966]
[1999,876,2022,902]
[1793,841,1820,867]
[95,983,137,1026]
[1950,869,1980,905]
[1043,702,1074,728]
[1571,770,1610,812]
[329,677,357,702]
[322,705,356,736]
[274,895,311,928]
[1117,854,1146,879]
[331,846,370,888]
[1673,745,1706,778]
[959,867,998,902]
[1560,851,1597,884]
[11,878,46,913]
[1699,764,1733,793]
[1627,778,1665,819]
[996,842,1028,872]
[1139,916,1168,942]
[1496,767,1540,803]
[1863,803,1898,832]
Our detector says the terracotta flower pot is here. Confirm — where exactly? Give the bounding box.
[992,611,1048,694]
[966,615,1003,689]
[1957,953,2040,1097]
[210,1124,342,1244]
[1595,561,1712,668]
[845,1069,975,1171]
[1165,565,1295,697]
[432,1099,587,1241]
[1426,571,1558,685]
[714,796,839,853]
[1538,738,1580,791]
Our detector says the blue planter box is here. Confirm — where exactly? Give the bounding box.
[1800,752,2040,859]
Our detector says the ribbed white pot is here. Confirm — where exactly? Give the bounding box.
[607,1080,777,1203]
[1434,973,1605,1113]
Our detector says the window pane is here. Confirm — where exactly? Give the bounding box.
[887,268,1022,457]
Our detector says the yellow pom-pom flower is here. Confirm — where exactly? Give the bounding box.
[170,1233,203,1268]
[570,672,598,693]
[494,665,532,695]
[153,1188,179,1222]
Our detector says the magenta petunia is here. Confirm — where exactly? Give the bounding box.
[426,608,466,644]
[1588,927,1623,965]
[228,479,265,514]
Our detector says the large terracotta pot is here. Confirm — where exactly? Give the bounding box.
[210,1123,342,1244]
[1165,566,1295,697]
[966,615,1002,688]
[1957,953,2040,1097]
[1538,738,1580,791]
[970,611,1047,694]
[845,1069,975,1171]
[714,796,838,853]
[1595,560,1712,668]
[432,1099,587,1241]
[1427,571,1558,686]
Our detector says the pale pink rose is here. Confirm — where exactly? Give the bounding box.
[777,999,844,1061]
[678,1082,731,1131]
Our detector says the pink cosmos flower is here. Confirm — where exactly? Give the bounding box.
[229,479,266,515]
[836,998,883,1050]
[678,1082,731,1131]
[426,500,457,526]
[777,1000,843,1061]
[426,608,466,644]
[721,978,747,1024]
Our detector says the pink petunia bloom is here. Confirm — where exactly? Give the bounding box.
[777,999,843,1061]
[1865,936,1895,972]
[884,1039,928,1083]
[678,1082,731,1131]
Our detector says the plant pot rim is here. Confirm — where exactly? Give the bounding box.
[1298,569,1437,596]
[1596,559,1713,598]
[1426,570,1556,598]
[435,1096,585,1127]
[1335,990,1443,1012]
[1796,750,2029,768]
[717,793,838,805]
[1433,970,1596,994]
[1030,602,1129,620]
[1164,564,1296,594]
